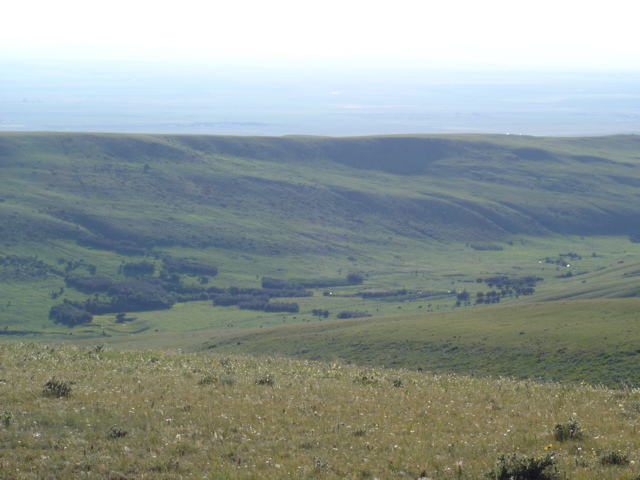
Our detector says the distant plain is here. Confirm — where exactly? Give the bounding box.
[2,60,639,136]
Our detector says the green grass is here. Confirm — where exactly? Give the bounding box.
[190,298,640,387]
[1,132,640,383]
[1,343,640,479]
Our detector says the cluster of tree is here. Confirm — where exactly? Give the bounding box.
[77,233,147,255]
[49,301,93,326]
[476,275,542,295]
[474,291,502,304]
[65,274,112,293]
[543,253,582,267]
[212,283,308,313]
[214,295,299,313]
[456,275,542,307]
[312,309,330,318]
[54,268,315,326]
[119,261,155,277]
[357,289,451,303]
[51,279,176,323]
[51,275,220,325]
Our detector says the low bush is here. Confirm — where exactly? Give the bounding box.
[42,378,73,398]
[553,418,584,442]
[599,450,630,466]
[484,452,558,480]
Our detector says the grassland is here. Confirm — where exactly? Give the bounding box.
[1,132,640,387]
[2,343,640,479]
[197,298,640,387]
[2,132,640,477]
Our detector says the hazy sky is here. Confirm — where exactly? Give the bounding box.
[3,0,638,70]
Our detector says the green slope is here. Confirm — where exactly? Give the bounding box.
[2,132,640,252]
[1,132,640,337]
[200,298,640,387]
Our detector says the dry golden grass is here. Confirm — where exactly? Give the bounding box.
[1,343,639,478]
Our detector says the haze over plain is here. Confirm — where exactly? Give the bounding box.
[2,0,639,136]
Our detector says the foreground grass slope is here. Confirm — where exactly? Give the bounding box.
[1,343,640,479]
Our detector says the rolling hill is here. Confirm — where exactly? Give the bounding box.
[2,132,640,255]
[1,132,640,385]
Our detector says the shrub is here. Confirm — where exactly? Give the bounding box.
[484,452,558,480]
[599,450,630,466]
[553,418,584,442]
[1,411,12,427]
[107,425,128,439]
[255,374,275,386]
[42,378,73,398]
[197,374,218,386]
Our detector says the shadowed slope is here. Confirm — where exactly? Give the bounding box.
[2,132,640,254]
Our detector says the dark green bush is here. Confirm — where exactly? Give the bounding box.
[42,378,73,398]
[107,425,128,439]
[484,452,558,480]
[553,418,584,442]
[599,450,629,466]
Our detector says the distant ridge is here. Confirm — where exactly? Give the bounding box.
[1,132,639,252]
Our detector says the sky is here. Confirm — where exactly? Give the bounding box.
[2,0,639,70]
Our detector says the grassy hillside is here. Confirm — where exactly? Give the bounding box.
[2,133,640,257]
[197,298,640,387]
[0,132,639,350]
[2,343,640,479]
